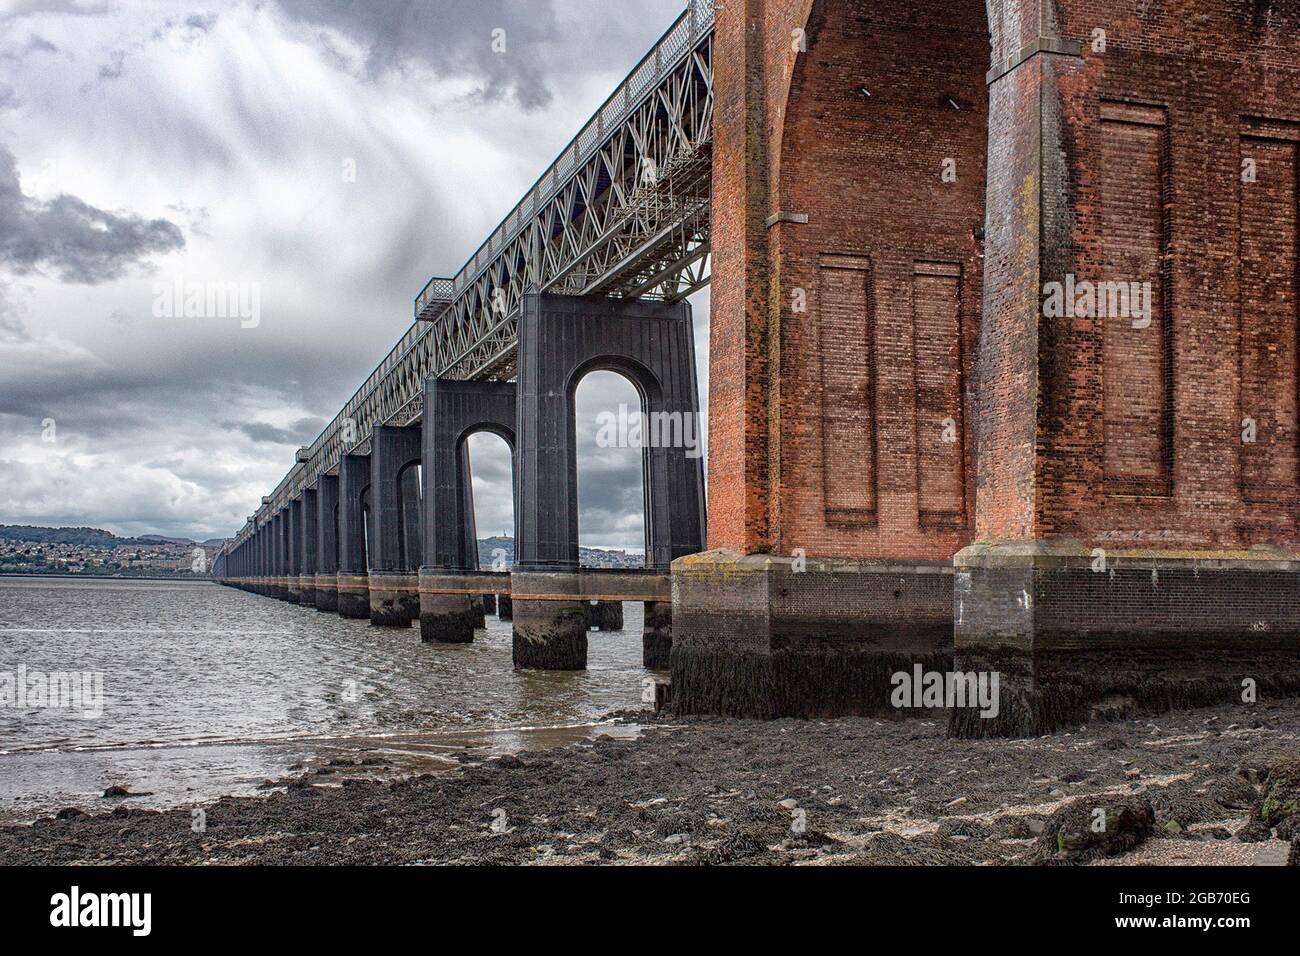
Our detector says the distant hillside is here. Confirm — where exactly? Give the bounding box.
[0,525,216,548]
[0,525,128,548]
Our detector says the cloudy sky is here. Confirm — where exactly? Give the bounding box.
[0,0,709,550]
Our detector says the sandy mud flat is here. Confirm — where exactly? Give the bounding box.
[2,699,1297,865]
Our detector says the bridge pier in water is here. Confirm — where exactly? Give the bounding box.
[272,510,290,601]
[313,474,339,612]
[513,293,705,670]
[297,487,317,606]
[368,426,422,627]
[418,379,516,644]
[285,497,303,605]
[336,453,370,619]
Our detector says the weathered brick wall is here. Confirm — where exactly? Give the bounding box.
[774,0,989,560]
[1014,2,1300,552]
[713,0,1300,561]
[708,0,814,553]
[710,0,989,560]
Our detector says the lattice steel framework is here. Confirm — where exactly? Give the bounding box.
[226,1,713,553]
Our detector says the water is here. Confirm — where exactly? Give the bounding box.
[0,577,652,821]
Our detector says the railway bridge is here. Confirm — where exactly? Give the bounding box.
[216,0,1300,735]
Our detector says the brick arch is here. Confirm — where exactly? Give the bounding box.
[769,0,991,559]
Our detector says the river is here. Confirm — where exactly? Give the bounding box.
[0,576,649,821]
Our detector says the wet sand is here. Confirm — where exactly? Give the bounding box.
[1,698,1297,865]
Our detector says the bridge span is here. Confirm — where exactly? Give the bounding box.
[225,0,712,536]
[218,0,1300,737]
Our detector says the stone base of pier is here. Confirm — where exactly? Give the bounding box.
[511,571,588,670]
[271,576,290,602]
[337,574,370,619]
[482,593,497,616]
[498,595,513,620]
[951,542,1300,738]
[314,574,338,612]
[668,550,954,719]
[643,600,673,669]
[297,574,316,607]
[417,570,508,643]
[368,571,418,627]
[585,600,624,631]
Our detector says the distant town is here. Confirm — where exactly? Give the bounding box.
[476,536,646,570]
[0,527,647,578]
[0,525,222,577]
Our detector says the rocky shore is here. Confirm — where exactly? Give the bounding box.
[2,698,1297,865]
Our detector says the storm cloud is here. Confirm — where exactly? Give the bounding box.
[0,145,185,283]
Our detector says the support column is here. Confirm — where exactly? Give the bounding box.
[953,5,1300,736]
[286,498,303,604]
[272,510,289,601]
[368,425,421,626]
[299,488,318,606]
[482,593,497,616]
[497,595,513,620]
[337,453,370,619]
[259,521,270,596]
[314,474,339,612]
[513,293,704,670]
[585,601,623,631]
[418,379,516,643]
[669,0,990,717]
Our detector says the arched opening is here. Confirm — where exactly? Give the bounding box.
[359,485,371,574]
[397,461,422,570]
[573,369,647,567]
[464,430,515,570]
[332,503,340,569]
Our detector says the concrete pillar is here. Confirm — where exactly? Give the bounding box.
[511,571,587,670]
[497,595,513,620]
[337,453,370,619]
[418,379,516,644]
[513,293,704,669]
[482,593,497,616]
[286,498,303,604]
[368,425,421,627]
[259,523,270,596]
[299,488,318,606]
[314,474,339,612]
[643,600,672,669]
[272,511,289,601]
